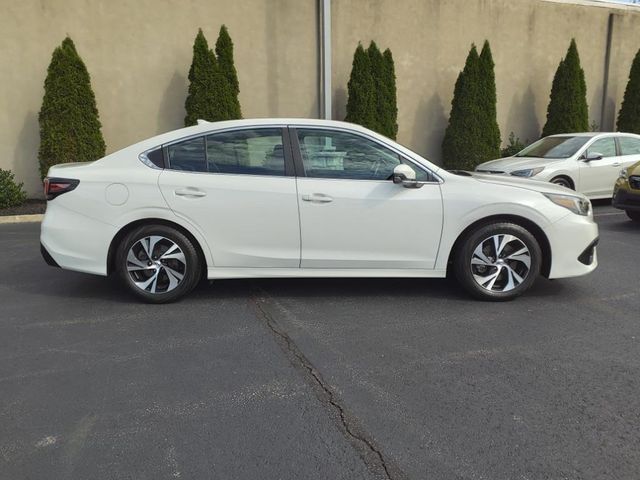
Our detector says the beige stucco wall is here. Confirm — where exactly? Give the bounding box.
[0,0,319,197]
[2,0,640,197]
[332,0,640,163]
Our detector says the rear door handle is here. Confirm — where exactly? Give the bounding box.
[302,193,333,203]
[175,188,206,198]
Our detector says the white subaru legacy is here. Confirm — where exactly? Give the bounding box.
[476,132,640,199]
[41,119,599,303]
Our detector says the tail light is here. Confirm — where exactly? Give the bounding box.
[43,177,80,200]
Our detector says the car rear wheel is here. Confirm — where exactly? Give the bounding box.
[626,210,640,222]
[454,222,542,301]
[116,225,201,303]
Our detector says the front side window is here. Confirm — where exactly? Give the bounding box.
[206,128,285,176]
[167,137,207,172]
[618,137,640,156]
[296,128,430,181]
[587,137,616,158]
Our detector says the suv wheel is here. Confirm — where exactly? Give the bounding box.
[626,210,640,222]
[116,225,201,303]
[454,222,542,301]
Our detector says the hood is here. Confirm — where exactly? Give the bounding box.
[475,156,557,173]
[466,171,580,196]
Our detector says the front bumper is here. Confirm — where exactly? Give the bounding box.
[612,187,640,212]
[544,212,599,279]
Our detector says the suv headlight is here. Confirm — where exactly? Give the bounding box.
[619,168,628,180]
[510,167,545,177]
[543,193,591,216]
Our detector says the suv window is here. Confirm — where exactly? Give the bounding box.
[206,128,285,176]
[296,128,430,181]
[167,137,207,172]
[586,137,616,158]
[618,137,640,156]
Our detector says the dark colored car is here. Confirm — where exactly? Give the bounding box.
[613,160,640,222]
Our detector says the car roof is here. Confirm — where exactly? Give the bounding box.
[548,132,640,138]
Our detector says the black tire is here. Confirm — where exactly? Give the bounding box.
[550,176,573,189]
[116,224,201,303]
[454,222,542,301]
[626,210,640,222]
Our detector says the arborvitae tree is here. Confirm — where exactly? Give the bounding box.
[542,39,589,136]
[185,29,220,126]
[442,45,483,170]
[617,48,640,134]
[382,48,398,139]
[478,41,501,160]
[38,37,105,178]
[215,25,242,119]
[367,41,384,134]
[345,43,376,130]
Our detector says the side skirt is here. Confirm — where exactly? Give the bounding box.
[207,267,447,280]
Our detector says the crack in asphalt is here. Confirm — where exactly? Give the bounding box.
[250,290,402,480]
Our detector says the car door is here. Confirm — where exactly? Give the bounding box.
[578,136,621,197]
[158,127,300,268]
[291,127,443,269]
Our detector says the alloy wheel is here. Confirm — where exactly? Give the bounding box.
[470,234,532,292]
[126,235,187,294]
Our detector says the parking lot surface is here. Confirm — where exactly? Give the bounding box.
[1,203,638,480]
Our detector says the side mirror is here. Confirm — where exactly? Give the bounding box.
[393,164,421,188]
[583,152,603,162]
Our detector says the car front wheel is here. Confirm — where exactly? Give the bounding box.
[116,224,201,303]
[626,210,640,222]
[454,222,542,301]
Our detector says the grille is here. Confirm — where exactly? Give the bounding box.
[629,175,640,190]
[476,169,505,174]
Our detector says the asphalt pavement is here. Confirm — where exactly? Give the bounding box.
[0,202,638,480]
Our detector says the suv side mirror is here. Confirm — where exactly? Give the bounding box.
[393,164,422,188]
[583,152,604,162]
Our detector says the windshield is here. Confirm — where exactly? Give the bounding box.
[515,136,590,159]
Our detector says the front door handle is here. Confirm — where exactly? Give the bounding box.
[612,162,621,167]
[302,193,333,203]
[175,188,206,198]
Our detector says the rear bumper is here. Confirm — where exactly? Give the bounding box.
[40,201,115,276]
[612,188,640,212]
[40,243,60,268]
[544,213,599,279]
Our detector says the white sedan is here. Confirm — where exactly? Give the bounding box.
[476,132,640,199]
[41,119,599,303]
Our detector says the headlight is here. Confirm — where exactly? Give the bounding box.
[510,167,545,177]
[543,193,591,216]
[619,168,628,180]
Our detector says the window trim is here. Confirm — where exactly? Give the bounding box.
[288,125,442,183]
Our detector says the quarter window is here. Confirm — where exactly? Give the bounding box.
[618,137,640,156]
[296,128,430,181]
[586,138,616,158]
[167,137,207,172]
[206,128,285,176]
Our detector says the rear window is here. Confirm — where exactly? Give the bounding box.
[167,137,207,172]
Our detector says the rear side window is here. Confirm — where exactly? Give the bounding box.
[167,137,207,172]
[619,137,640,156]
[206,128,285,176]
